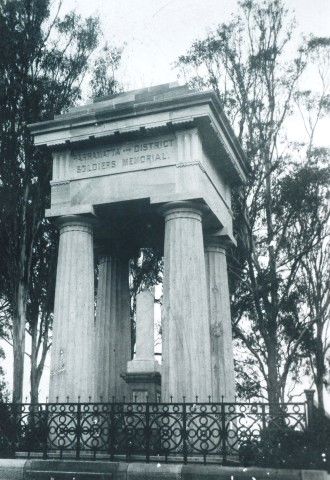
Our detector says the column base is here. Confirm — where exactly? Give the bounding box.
[122,370,161,402]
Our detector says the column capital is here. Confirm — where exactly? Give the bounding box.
[204,234,229,253]
[160,201,208,222]
[55,214,97,234]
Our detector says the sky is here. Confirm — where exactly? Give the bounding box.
[61,0,330,90]
[1,0,330,404]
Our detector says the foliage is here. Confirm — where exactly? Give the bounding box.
[177,0,330,404]
[239,427,329,471]
[90,42,124,99]
[0,0,100,402]
[0,350,9,403]
[129,248,163,356]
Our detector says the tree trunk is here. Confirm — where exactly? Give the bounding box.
[267,335,281,417]
[12,281,27,403]
[315,335,325,416]
[30,322,38,404]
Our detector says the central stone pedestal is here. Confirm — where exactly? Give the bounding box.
[124,289,161,402]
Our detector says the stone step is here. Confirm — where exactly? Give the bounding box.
[26,472,112,480]
[23,461,125,480]
[0,459,328,480]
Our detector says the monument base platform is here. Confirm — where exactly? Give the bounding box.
[0,459,328,480]
[122,370,161,402]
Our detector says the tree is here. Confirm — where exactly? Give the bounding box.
[26,221,58,403]
[129,249,163,357]
[0,0,100,402]
[282,39,330,412]
[273,160,329,403]
[0,311,9,402]
[299,229,329,414]
[177,0,329,405]
[90,42,124,99]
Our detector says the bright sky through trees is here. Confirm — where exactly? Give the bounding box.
[63,0,330,89]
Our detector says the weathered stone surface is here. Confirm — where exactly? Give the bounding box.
[204,236,235,402]
[125,288,161,402]
[181,464,328,479]
[94,254,131,401]
[0,460,327,480]
[30,84,249,246]
[162,201,212,402]
[127,462,182,479]
[127,288,160,374]
[29,83,250,404]
[0,459,25,480]
[23,460,127,480]
[49,216,95,402]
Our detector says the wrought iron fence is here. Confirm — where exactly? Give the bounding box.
[0,400,309,464]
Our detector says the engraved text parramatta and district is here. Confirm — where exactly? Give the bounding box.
[72,137,176,177]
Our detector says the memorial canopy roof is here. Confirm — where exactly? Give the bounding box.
[29,83,248,185]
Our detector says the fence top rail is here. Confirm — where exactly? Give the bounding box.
[0,401,307,407]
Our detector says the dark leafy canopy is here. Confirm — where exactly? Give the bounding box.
[0,0,100,402]
[178,0,330,404]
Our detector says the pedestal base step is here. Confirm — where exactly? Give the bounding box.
[23,461,124,480]
[26,472,111,480]
[0,459,327,480]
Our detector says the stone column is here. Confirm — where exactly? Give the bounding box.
[162,201,212,402]
[49,215,95,402]
[94,254,131,401]
[204,236,235,401]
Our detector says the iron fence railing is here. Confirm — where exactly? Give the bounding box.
[0,400,309,464]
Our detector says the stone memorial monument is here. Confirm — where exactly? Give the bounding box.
[30,83,248,404]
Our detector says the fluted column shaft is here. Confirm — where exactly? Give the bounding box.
[94,255,131,401]
[162,202,212,402]
[205,237,235,401]
[49,215,95,402]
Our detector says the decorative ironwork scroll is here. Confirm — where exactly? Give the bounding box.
[0,401,307,464]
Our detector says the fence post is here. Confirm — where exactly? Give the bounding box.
[182,402,187,464]
[43,403,49,459]
[304,389,315,431]
[76,402,81,459]
[145,402,150,463]
[220,400,227,465]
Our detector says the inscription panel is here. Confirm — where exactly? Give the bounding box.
[70,136,176,179]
